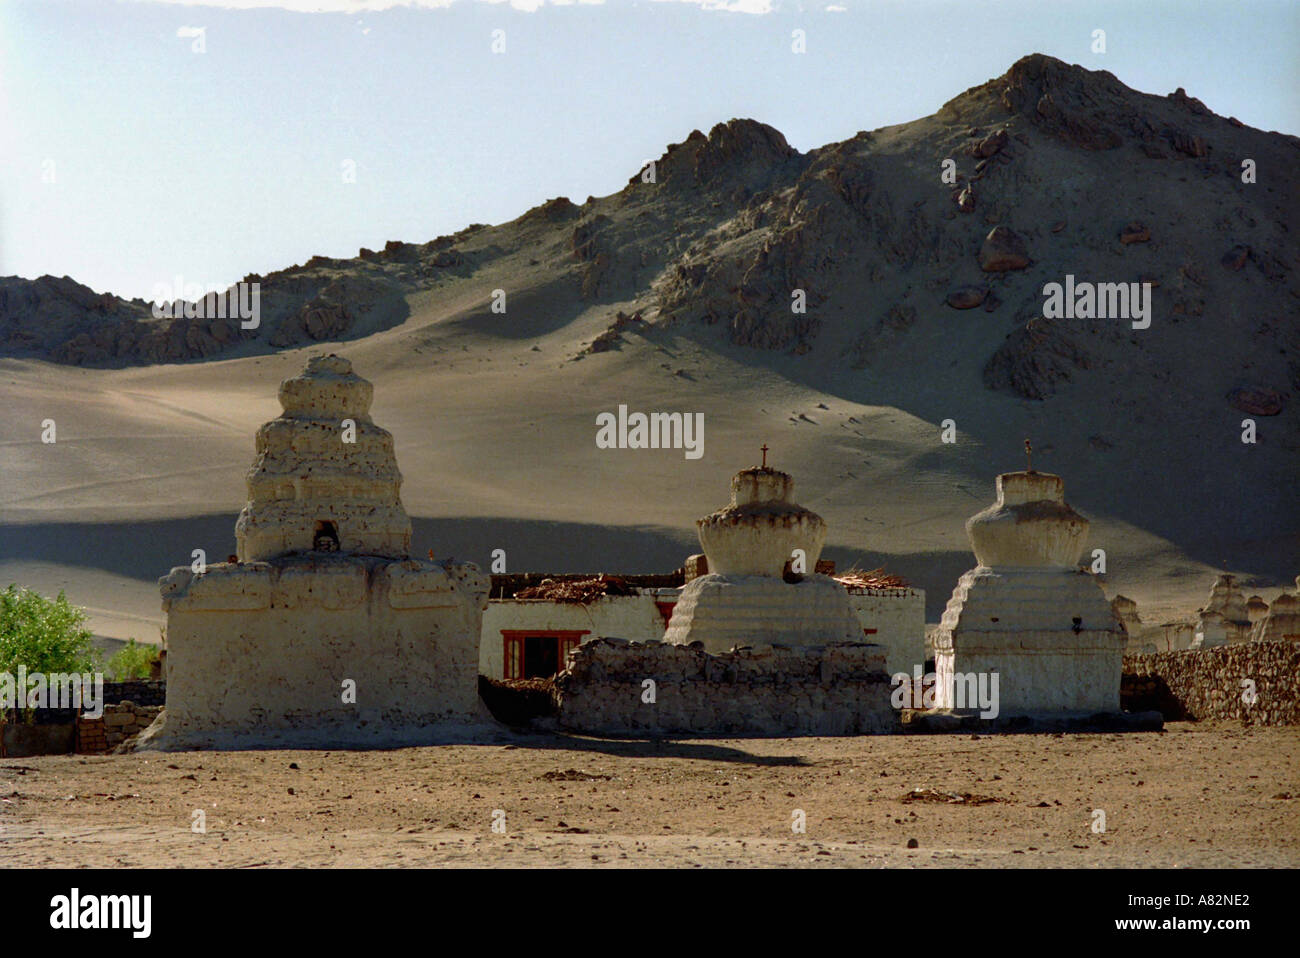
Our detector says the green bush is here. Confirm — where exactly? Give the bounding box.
[107,639,159,681]
[0,584,101,676]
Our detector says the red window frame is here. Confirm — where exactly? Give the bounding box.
[654,600,677,626]
[501,630,590,679]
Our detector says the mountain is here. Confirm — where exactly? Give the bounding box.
[1,54,1296,640]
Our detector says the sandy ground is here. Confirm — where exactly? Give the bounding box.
[2,721,1296,868]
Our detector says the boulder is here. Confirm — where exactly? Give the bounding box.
[946,285,988,309]
[971,129,1008,159]
[1228,386,1285,416]
[979,226,1031,272]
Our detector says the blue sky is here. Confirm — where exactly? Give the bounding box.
[2,0,1297,301]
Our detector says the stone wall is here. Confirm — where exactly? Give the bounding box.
[102,680,166,707]
[553,638,898,736]
[1122,641,1300,725]
[77,702,163,753]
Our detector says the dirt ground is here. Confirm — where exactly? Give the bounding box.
[2,722,1297,868]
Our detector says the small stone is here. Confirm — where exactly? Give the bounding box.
[1221,245,1250,271]
[1120,222,1150,245]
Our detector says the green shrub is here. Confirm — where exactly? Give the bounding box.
[107,639,159,681]
[0,584,101,676]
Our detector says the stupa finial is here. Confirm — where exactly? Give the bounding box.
[760,443,769,468]
[1024,438,1033,473]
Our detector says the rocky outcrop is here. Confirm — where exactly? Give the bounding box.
[1252,578,1300,644]
[585,311,644,354]
[991,54,1127,151]
[1112,595,1143,636]
[649,119,802,192]
[983,317,1090,400]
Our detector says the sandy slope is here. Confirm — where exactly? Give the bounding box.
[1,56,1297,638]
[0,292,1288,639]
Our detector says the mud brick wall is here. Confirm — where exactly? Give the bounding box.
[102,680,166,707]
[78,702,163,753]
[76,715,109,753]
[1122,641,1300,725]
[554,638,898,736]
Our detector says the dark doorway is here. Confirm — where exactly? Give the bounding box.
[313,520,340,552]
[523,635,560,679]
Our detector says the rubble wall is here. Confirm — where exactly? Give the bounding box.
[554,638,899,736]
[1122,641,1300,725]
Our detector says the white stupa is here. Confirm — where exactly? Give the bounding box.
[149,355,490,749]
[1194,574,1253,647]
[663,456,863,651]
[933,468,1125,716]
[1252,577,1300,644]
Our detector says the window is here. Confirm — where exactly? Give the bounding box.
[501,630,590,680]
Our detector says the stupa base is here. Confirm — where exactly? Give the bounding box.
[933,567,1127,715]
[663,572,864,652]
[155,553,490,749]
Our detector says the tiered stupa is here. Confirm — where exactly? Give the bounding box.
[663,459,863,651]
[147,355,490,749]
[1252,577,1300,644]
[1194,574,1253,647]
[233,355,412,561]
[933,470,1125,716]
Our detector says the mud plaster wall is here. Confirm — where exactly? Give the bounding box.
[846,588,926,677]
[554,638,898,736]
[158,555,487,745]
[1122,641,1300,725]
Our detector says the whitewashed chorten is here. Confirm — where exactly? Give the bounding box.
[663,458,863,651]
[150,355,490,749]
[933,469,1125,716]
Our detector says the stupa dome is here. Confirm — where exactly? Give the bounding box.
[234,355,412,561]
[965,471,1089,569]
[696,465,826,576]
